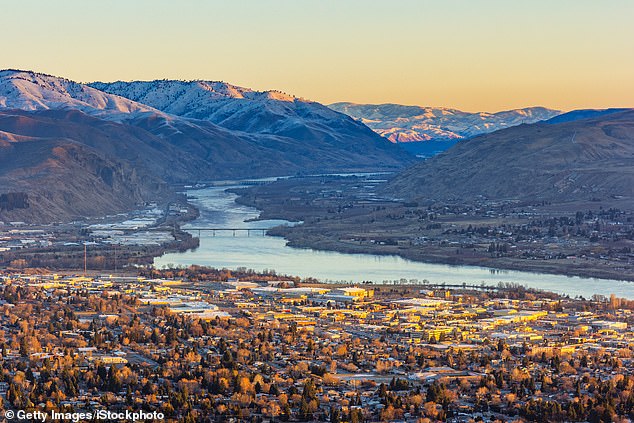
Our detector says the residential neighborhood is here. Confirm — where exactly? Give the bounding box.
[0,268,632,422]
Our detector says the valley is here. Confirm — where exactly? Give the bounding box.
[3,2,634,422]
[0,70,411,224]
[1,69,633,286]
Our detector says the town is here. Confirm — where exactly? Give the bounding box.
[0,267,632,422]
[0,200,199,271]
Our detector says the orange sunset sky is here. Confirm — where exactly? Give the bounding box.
[2,0,633,112]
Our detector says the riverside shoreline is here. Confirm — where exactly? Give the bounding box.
[228,176,634,284]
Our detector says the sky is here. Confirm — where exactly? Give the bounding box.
[1,0,633,112]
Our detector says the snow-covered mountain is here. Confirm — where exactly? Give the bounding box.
[89,79,300,123]
[0,69,163,119]
[0,70,410,172]
[329,102,561,143]
[0,70,412,222]
[89,80,383,143]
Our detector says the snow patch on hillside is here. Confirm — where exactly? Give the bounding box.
[329,102,561,143]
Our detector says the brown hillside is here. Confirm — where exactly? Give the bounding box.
[385,110,634,204]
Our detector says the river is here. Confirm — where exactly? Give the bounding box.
[155,184,634,299]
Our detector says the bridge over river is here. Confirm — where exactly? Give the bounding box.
[187,227,269,236]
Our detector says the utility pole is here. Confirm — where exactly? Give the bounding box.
[84,243,87,275]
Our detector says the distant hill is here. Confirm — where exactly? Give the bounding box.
[385,109,634,203]
[329,102,560,155]
[545,108,630,124]
[0,70,412,222]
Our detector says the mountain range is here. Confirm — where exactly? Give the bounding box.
[0,70,411,222]
[3,69,629,224]
[329,102,560,156]
[385,108,634,203]
[90,80,366,140]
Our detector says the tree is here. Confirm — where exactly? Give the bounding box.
[299,398,311,421]
[350,408,364,423]
[330,406,341,423]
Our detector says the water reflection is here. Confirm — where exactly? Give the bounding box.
[156,186,634,299]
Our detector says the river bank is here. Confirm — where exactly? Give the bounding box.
[155,182,634,299]
[229,175,634,283]
[268,224,634,282]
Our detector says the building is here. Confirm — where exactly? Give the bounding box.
[330,287,374,298]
